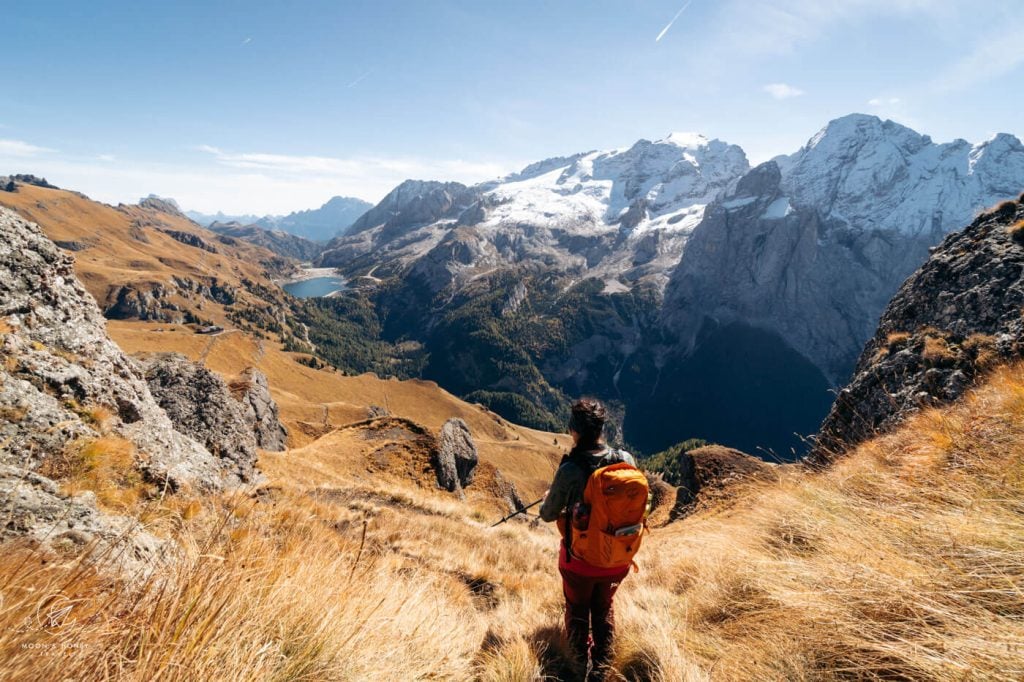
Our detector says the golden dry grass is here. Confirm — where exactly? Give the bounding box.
[922,334,956,364]
[963,332,1000,369]
[5,358,1024,680]
[884,331,911,347]
[38,436,150,512]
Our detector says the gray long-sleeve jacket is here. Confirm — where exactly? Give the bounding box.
[538,447,636,522]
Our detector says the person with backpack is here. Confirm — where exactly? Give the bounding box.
[539,398,650,681]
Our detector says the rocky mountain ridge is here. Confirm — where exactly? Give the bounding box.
[813,195,1024,460]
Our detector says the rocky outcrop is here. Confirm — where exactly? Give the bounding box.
[812,197,1024,461]
[490,468,525,515]
[160,229,218,253]
[104,283,182,322]
[0,208,233,491]
[670,445,775,518]
[141,354,262,483]
[0,207,252,567]
[0,174,59,191]
[139,195,186,218]
[433,418,478,495]
[170,276,237,305]
[229,368,288,451]
[103,277,237,323]
[0,466,166,575]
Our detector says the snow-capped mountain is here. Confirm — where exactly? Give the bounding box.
[778,114,1024,237]
[317,134,749,291]
[663,114,1024,384]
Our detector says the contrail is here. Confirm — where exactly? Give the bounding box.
[347,70,372,88]
[655,0,694,42]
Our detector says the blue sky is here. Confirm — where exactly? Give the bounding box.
[2,0,1022,214]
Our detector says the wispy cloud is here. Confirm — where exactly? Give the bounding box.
[197,144,509,185]
[0,136,518,215]
[655,0,695,42]
[868,97,900,106]
[763,83,804,100]
[933,28,1024,92]
[0,139,55,157]
[241,37,252,45]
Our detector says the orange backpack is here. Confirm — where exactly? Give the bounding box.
[569,461,650,568]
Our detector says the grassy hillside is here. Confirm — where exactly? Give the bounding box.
[0,184,296,333]
[107,321,567,499]
[2,350,1022,679]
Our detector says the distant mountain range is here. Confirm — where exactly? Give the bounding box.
[187,195,373,243]
[311,113,1024,457]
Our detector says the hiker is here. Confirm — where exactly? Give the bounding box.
[539,398,650,681]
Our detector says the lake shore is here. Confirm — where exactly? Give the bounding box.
[277,266,343,285]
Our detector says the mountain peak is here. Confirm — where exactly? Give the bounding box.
[806,113,925,152]
[139,194,186,218]
[980,131,1024,152]
[663,131,711,149]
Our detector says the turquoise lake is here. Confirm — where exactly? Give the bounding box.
[282,276,346,298]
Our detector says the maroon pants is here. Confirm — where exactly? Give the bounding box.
[558,563,630,672]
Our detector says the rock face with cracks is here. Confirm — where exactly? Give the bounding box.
[230,368,288,451]
[140,353,263,484]
[0,207,253,572]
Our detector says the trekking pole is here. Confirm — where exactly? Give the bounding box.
[490,498,544,527]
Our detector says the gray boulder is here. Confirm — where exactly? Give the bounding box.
[433,418,478,494]
[491,468,525,515]
[141,354,262,483]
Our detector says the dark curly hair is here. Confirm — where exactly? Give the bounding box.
[568,397,607,450]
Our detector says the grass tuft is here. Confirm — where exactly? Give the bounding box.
[922,335,956,365]
[1009,219,1024,245]
[990,199,1019,219]
[38,436,150,511]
